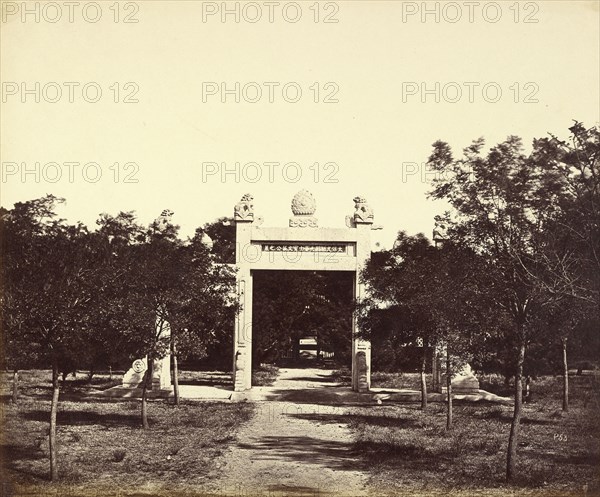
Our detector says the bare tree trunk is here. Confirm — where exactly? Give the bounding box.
[87,368,94,384]
[504,370,511,388]
[49,363,60,481]
[446,352,453,431]
[431,348,438,392]
[12,370,19,404]
[109,365,113,381]
[141,361,152,429]
[506,341,525,481]
[420,344,428,410]
[141,381,149,429]
[172,337,180,406]
[562,337,569,412]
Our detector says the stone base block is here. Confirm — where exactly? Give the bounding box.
[443,373,480,394]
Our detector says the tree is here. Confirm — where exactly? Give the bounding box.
[80,209,175,428]
[527,122,599,309]
[360,233,436,409]
[130,211,182,426]
[0,199,239,480]
[167,228,238,405]
[203,217,236,264]
[360,231,493,417]
[101,212,239,412]
[1,196,102,480]
[428,238,495,430]
[527,297,592,411]
[528,123,600,410]
[426,130,577,480]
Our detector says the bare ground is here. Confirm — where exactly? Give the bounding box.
[206,368,369,497]
[2,369,598,497]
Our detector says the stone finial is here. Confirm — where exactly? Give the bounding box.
[290,190,318,228]
[432,216,448,244]
[234,194,254,221]
[353,196,374,224]
[291,190,317,216]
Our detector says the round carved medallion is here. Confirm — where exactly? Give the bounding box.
[132,359,146,374]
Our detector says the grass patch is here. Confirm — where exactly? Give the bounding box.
[0,370,253,495]
[371,371,428,390]
[332,368,431,390]
[330,366,351,386]
[251,364,280,386]
[338,372,600,496]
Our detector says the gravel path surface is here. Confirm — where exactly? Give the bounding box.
[207,368,368,496]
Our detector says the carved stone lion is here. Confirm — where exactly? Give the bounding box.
[234,194,254,221]
[353,196,374,224]
[433,216,448,241]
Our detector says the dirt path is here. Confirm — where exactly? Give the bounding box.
[206,368,368,496]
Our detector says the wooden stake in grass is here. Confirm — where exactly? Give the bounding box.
[562,337,569,412]
[172,336,180,406]
[446,352,452,431]
[506,340,525,480]
[49,362,60,481]
[420,343,428,411]
[12,370,19,404]
[431,348,438,393]
[141,360,152,429]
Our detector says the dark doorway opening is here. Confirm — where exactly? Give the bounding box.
[252,270,354,370]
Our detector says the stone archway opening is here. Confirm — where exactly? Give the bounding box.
[232,190,377,392]
[251,269,355,369]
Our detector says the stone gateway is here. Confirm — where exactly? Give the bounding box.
[232,191,375,392]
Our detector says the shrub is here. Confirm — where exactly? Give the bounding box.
[112,448,126,462]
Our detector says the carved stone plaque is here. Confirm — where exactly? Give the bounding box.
[261,243,346,253]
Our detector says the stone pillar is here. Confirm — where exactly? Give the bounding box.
[432,344,443,393]
[352,275,371,392]
[233,272,253,391]
[233,194,255,392]
[351,197,373,392]
[153,354,171,390]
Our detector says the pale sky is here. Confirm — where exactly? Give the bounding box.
[1,0,599,249]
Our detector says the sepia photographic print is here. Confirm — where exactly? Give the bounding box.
[1,1,599,496]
